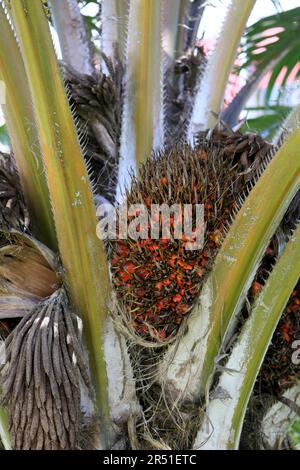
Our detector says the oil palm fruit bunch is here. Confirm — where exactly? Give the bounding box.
[110,132,274,340]
[0,0,299,452]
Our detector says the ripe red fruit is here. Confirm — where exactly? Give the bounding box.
[173,293,182,303]
[111,255,119,267]
[124,261,136,274]
[116,241,130,257]
[118,271,132,282]
[251,281,262,297]
[136,267,150,279]
[177,259,193,270]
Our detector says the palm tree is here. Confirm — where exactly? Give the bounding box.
[0,0,299,450]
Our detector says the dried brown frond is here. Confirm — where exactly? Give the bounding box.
[0,243,61,300]
[0,233,61,337]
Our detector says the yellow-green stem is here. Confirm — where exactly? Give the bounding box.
[195,224,300,449]
[189,0,256,134]
[117,0,164,199]
[0,4,56,249]
[10,0,110,445]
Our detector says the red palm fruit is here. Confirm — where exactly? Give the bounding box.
[251,281,262,298]
[135,267,150,279]
[118,271,132,283]
[124,261,136,274]
[173,293,183,303]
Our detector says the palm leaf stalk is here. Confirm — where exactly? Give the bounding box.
[100,0,128,62]
[163,0,204,64]
[162,0,181,64]
[116,0,164,201]
[0,3,56,248]
[174,0,193,59]
[9,0,111,446]
[48,0,94,75]
[55,10,139,439]
[184,0,205,52]
[163,0,206,145]
[188,0,256,136]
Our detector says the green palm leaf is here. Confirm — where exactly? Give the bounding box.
[241,7,300,104]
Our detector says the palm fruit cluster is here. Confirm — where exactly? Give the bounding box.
[110,131,273,340]
[196,126,274,183]
[65,50,122,203]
